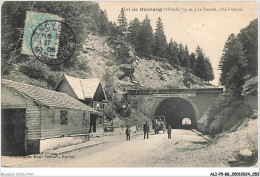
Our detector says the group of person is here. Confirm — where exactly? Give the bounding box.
[125,121,172,141]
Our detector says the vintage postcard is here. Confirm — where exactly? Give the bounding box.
[1,1,259,176]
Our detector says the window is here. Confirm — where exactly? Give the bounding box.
[82,112,86,125]
[83,112,86,119]
[60,111,68,125]
[92,101,104,111]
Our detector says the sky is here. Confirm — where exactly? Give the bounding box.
[98,1,258,85]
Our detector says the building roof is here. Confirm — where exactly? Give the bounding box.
[2,79,98,112]
[61,75,106,100]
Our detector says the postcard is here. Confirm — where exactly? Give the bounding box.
[1,1,258,176]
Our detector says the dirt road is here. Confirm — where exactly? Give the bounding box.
[2,129,230,167]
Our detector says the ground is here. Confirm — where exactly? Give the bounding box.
[0,127,252,168]
[2,119,257,167]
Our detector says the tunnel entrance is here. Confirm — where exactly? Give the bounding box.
[154,97,196,129]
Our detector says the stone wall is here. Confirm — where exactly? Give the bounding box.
[126,92,221,126]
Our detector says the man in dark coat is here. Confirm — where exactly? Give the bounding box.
[143,121,150,139]
[167,125,172,139]
[154,123,159,134]
[126,126,131,141]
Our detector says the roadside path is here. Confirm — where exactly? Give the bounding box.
[2,130,210,167]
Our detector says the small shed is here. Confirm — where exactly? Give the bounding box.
[1,79,98,155]
[55,74,107,133]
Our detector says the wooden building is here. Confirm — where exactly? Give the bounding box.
[55,74,107,133]
[1,79,98,155]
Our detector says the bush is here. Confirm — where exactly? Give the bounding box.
[19,61,46,80]
[104,102,116,120]
[119,64,134,77]
[106,37,135,64]
[198,95,253,135]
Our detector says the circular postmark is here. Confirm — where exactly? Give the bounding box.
[30,20,76,65]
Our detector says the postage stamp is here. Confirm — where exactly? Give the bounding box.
[22,11,62,56]
[30,20,76,65]
[22,11,76,65]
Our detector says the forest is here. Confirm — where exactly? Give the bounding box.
[2,2,258,93]
[2,2,215,86]
[117,8,214,82]
[219,19,258,97]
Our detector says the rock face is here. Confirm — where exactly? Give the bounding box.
[80,35,211,94]
[3,34,211,94]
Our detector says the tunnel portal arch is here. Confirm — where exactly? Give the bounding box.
[153,97,199,129]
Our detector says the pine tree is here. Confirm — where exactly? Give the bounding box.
[204,58,214,82]
[219,34,247,85]
[98,10,110,36]
[194,46,206,79]
[117,8,128,36]
[193,46,215,82]
[183,45,190,68]
[153,17,168,58]
[178,43,185,66]
[108,22,120,36]
[219,34,247,96]
[137,15,154,57]
[237,19,258,76]
[189,52,196,73]
[128,18,141,49]
[166,39,180,65]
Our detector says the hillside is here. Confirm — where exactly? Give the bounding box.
[2,34,210,95]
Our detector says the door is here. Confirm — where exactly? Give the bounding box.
[90,114,97,133]
[1,109,26,156]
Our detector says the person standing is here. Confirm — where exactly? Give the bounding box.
[147,122,150,139]
[154,123,159,134]
[167,125,172,139]
[143,121,150,139]
[163,123,166,134]
[143,123,146,139]
[126,126,131,141]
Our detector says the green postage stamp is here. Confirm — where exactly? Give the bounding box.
[22,11,76,64]
[22,11,62,57]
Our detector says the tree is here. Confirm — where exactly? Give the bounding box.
[128,18,141,49]
[166,39,180,65]
[189,52,196,73]
[225,66,244,97]
[237,19,258,76]
[1,1,112,88]
[204,58,214,82]
[1,2,110,64]
[219,34,247,96]
[117,8,128,36]
[178,43,185,66]
[108,22,120,37]
[194,46,206,79]
[137,15,154,57]
[193,46,214,82]
[183,45,190,68]
[153,17,168,58]
[98,10,110,36]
